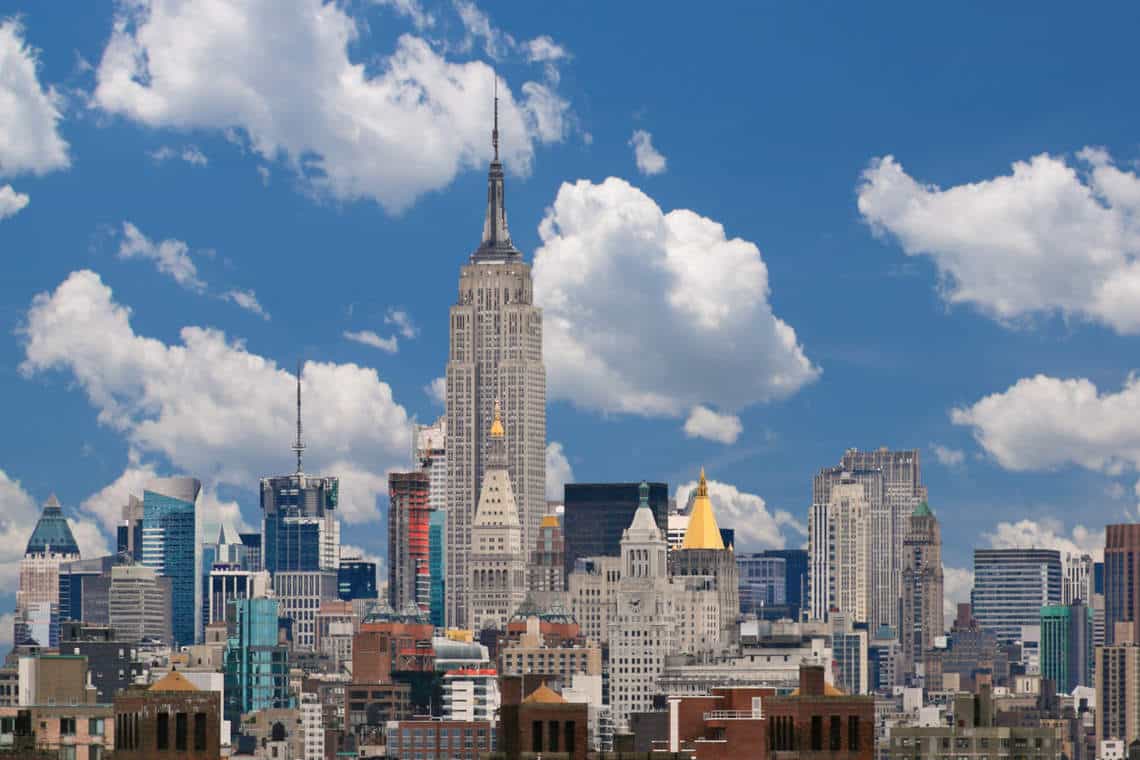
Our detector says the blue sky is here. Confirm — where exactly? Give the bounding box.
[3,1,1140,623]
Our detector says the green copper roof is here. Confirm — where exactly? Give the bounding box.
[912,501,933,518]
[25,494,80,556]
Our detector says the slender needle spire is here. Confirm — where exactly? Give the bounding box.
[293,359,305,474]
[492,76,499,161]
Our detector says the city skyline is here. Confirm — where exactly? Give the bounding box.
[4,0,1138,646]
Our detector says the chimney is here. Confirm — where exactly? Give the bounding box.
[799,663,825,697]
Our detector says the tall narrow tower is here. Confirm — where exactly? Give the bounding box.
[900,501,944,687]
[445,93,546,628]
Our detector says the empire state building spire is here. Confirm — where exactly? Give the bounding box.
[473,81,520,261]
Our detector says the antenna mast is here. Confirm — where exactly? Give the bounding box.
[293,360,305,474]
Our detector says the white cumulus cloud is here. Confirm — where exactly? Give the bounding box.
[20,270,413,524]
[683,406,743,444]
[943,566,974,625]
[545,442,573,501]
[0,184,29,220]
[952,373,1140,474]
[985,517,1103,562]
[344,329,399,353]
[93,0,569,213]
[384,308,418,339]
[118,222,206,292]
[0,20,70,176]
[858,149,1140,333]
[223,289,270,320]
[674,477,804,551]
[425,376,446,405]
[930,443,965,467]
[524,35,567,63]
[149,144,208,166]
[533,177,818,419]
[629,129,666,175]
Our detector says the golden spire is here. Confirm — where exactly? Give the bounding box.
[682,466,725,550]
[490,399,505,438]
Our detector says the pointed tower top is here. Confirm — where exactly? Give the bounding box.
[490,399,505,439]
[292,360,305,474]
[26,494,80,557]
[472,77,520,262]
[625,481,660,536]
[682,467,725,550]
[44,493,61,511]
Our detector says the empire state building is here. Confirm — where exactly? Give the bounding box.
[444,98,546,628]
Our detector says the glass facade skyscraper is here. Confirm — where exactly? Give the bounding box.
[563,482,669,578]
[972,548,1062,644]
[429,510,446,628]
[260,473,340,574]
[224,597,291,724]
[337,560,378,601]
[736,553,787,615]
[1041,600,1093,693]
[140,477,200,647]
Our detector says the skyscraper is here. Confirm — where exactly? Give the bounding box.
[140,476,200,647]
[813,448,926,633]
[259,368,340,649]
[528,511,565,593]
[224,596,292,725]
[260,370,340,576]
[388,470,431,613]
[971,548,1062,644]
[428,509,446,628]
[1040,600,1092,693]
[899,501,943,686]
[809,472,872,625]
[1106,524,1140,645]
[15,495,81,648]
[1096,623,1140,747]
[468,401,527,631]
[108,563,173,644]
[445,100,545,627]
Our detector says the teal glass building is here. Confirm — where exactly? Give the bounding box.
[224,597,292,724]
[1041,600,1093,693]
[140,477,200,647]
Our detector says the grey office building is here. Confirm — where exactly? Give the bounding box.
[563,482,669,578]
[972,548,1062,644]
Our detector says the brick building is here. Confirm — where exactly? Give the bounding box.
[386,718,494,760]
[113,669,222,759]
[764,664,875,760]
[495,683,589,760]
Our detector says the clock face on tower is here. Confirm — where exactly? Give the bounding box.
[629,596,642,611]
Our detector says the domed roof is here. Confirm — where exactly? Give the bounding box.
[25,494,80,557]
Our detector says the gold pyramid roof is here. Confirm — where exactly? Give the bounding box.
[150,669,199,692]
[681,468,725,550]
[523,682,565,704]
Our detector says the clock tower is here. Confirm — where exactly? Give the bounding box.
[611,481,677,732]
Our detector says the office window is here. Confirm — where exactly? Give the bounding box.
[60,717,76,735]
[195,712,207,751]
[565,721,576,755]
[173,715,186,747]
[848,715,859,751]
[830,715,841,751]
[157,712,169,750]
[532,721,543,753]
[89,717,104,736]
[549,721,560,752]
[811,715,823,751]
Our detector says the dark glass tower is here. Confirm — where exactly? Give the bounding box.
[563,482,669,577]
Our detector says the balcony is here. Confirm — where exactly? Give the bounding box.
[703,710,763,721]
